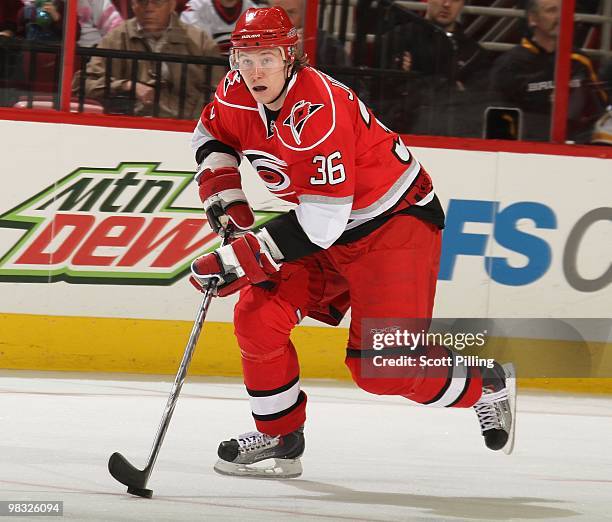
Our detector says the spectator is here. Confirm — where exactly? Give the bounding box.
[17,1,76,97]
[592,60,612,146]
[268,0,361,96]
[1,0,22,38]
[18,0,66,42]
[490,0,608,142]
[82,0,224,119]
[381,0,493,136]
[389,0,488,79]
[77,0,124,47]
[175,0,188,15]
[599,59,612,102]
[1,0,23,106]
[591,110,612,146]
[268,0,349,68]
[180,0,257,54]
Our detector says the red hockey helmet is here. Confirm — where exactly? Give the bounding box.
[230,7,299,67]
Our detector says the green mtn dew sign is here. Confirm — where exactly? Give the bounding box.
[0,163,275,285]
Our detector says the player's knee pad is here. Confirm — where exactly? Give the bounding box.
[234,286,297,361]
[234,287,293,333]
[234,284,268,323]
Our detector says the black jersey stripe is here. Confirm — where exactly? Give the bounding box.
[196,139,241,166]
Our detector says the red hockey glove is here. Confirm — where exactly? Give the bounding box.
[190,232,281,297]
[198,166,255,236]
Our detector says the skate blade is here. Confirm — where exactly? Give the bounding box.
[213,457,302,479]
[501,363,517,455]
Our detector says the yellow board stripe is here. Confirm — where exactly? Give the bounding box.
[1,313,611,394]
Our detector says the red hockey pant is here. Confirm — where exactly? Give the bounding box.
[234,215,483,435]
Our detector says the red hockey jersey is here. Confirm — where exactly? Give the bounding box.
[192,66,443,253]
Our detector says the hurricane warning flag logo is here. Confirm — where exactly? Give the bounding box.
[282,100,324,145]
[0,163,275,285]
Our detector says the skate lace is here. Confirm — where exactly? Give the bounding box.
[474,388,508,432]
[236,431,278,454]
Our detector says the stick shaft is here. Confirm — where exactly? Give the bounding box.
[126,227,232,488]
[141,281,217,480]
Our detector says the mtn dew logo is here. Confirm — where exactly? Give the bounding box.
[0,163,275,285]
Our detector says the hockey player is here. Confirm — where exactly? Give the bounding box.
[190,7,516,478]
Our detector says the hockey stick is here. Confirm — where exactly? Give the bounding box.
[108,230,232,498]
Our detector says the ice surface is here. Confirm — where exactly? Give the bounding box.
[1,371,611,521]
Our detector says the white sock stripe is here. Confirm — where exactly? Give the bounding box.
[427,360,469,408]
[249,380,301,416]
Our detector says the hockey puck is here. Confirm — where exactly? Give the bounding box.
[127,486,153,498]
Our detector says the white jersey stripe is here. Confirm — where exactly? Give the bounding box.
[249,380,301,416]
[215,94,259,112]
[299,194,354,206]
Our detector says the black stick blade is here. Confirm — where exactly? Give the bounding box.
[127,486,153,498]
[108,452,152,497]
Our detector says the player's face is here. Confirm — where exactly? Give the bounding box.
[234,48,288,106]
[426,0,464,31]
[529,0,560,40]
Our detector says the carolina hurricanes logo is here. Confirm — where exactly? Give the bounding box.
[223,71,242,97]
[244,150,293,196]
[282,100,324,145]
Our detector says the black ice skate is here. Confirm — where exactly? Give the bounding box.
[213,427,305,479]
[473,362,516,454]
